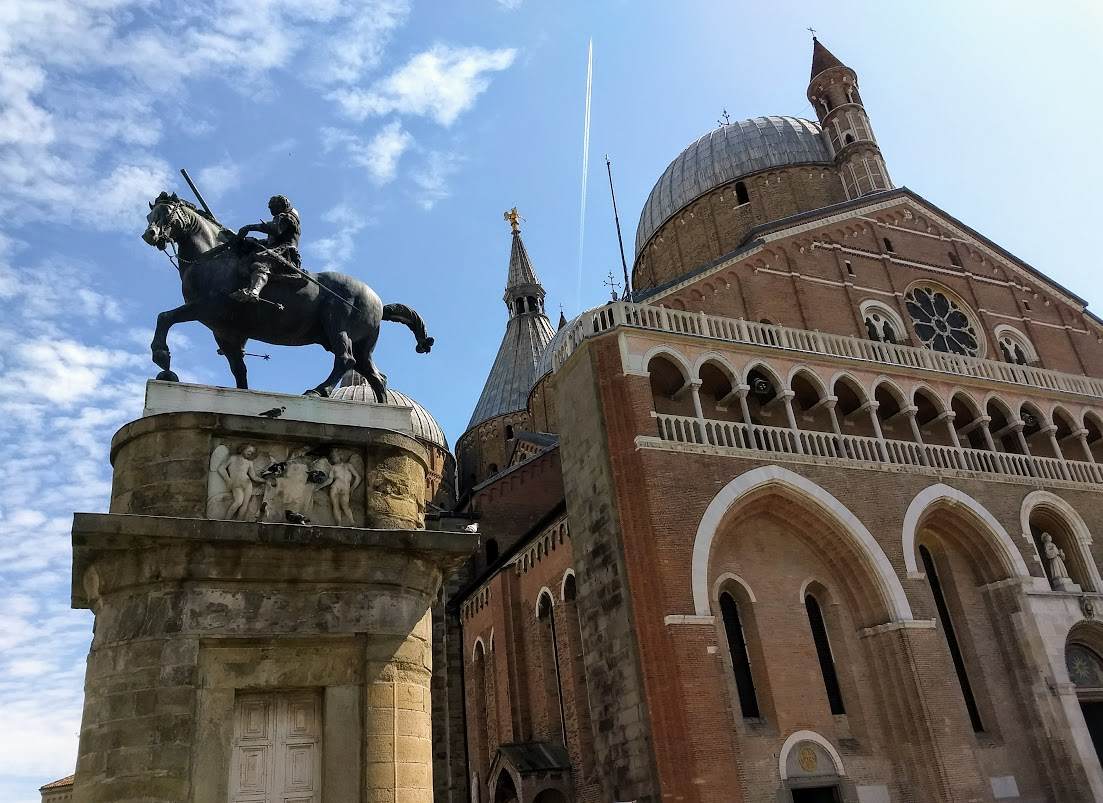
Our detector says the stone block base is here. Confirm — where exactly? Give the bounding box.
[70,513,474,803]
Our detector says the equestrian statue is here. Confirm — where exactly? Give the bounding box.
[141,185,433,403]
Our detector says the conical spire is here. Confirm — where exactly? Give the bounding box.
[501,207,544,313]
[466,211,555,430]
[810,36,846,81]
[506,229,541,296]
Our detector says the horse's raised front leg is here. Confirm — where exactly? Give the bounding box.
[150,302,201,382]
[214,333,249,390]
[305,330,355,398]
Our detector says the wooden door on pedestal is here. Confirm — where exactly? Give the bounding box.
[230,690,322,803]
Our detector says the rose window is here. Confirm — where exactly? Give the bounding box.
[904,286,980,357]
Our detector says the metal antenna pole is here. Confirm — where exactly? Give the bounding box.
[605,155,631,300]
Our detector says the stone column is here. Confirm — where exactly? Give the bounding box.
[735,385,755,449]
[1074,429,1096,463]
[864,400,889,461]
[823,397,845,457]
[777,390,804,454]
[688,380,705,421]
[978,415,998,452]
[1040,424,1071,479]
[1011,421,1032,457]
[941,411,961,449]
[902,405,929,466]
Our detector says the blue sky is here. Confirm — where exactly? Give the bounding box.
[1,0,1102,798]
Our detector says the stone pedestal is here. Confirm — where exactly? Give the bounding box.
[70,383,474,803]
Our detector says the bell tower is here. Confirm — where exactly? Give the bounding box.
[807,37,892,200]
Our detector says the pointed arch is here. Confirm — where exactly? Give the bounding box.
[713,571,758,603]
[642,345,693,381]
[535,586,555,619]
[692,351,738,382]
[691,465,912,622]
[559,569,576,601]
[787,366,829,397]
[871,376,907,407]
[901,484,1032,581]
[472,635,488,663]
[741,360,785,390]
[830,371,869,402]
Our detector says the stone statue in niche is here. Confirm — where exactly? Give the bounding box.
[207,442,365,525]
[1041,532,1078,592]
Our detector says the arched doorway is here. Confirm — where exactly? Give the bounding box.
[1067,640,1103,766]
[780,733,845,802]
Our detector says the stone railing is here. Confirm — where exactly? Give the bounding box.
[651,412,1103,486]
[553,302,1103,400]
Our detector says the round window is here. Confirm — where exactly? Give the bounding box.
[904,286,980,357]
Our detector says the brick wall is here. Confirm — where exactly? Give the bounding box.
[648,196,1103,381]
[556,331,1103,801]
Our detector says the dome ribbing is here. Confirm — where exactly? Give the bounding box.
[634,115,830,256]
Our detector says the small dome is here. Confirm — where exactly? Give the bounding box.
[332,376,448,451]
[635,116,830,256]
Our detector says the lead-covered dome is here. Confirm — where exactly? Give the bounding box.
[331,376,448,450]
[634,116,830,256]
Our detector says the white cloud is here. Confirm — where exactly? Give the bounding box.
[411,150,463,210]
[322,121,413,184]
[0,243,149,788]
[308,0,411,85]
[197,159,242,201]
[329,44,517,126]
[308,203,375,270]
[362,121,414,183]
[0,0,417,233]
[496,0,524,7]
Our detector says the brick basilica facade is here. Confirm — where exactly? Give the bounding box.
[440,38,1103,803]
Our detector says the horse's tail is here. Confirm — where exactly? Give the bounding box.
[382,303,434,354]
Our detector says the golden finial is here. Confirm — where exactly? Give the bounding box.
[503,207,522,233]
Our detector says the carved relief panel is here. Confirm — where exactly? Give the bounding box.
[207,441,366,527]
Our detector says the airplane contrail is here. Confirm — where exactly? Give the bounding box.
[576,37,593,311]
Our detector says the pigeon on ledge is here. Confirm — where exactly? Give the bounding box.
[258,406,286,418]
[285,510,310,525]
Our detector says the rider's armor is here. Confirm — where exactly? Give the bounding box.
[232,199,306,303]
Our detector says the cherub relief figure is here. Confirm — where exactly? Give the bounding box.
[321,449,362,526]
[219,443,264,520]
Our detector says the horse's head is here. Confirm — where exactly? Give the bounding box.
[142,192,188,251]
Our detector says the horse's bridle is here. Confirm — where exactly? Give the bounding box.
[150,198,192,247]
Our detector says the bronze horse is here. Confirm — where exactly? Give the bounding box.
[141,193,432,402]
